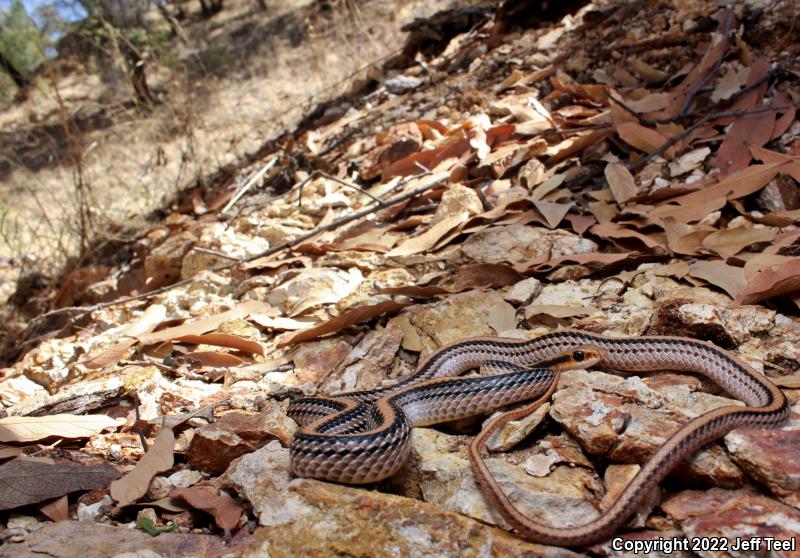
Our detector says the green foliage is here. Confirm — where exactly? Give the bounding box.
[0,0,45,75]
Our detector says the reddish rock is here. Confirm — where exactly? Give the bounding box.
[725,418,800,508]
[662,488,800,556]
[187,408,294,474]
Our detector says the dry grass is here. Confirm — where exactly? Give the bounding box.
[0,0,458,285]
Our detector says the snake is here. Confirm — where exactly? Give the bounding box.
[287,331,789,546]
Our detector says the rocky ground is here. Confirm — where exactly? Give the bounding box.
[1,0,799,557]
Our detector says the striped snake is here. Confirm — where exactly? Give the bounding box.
[288,331,789,546]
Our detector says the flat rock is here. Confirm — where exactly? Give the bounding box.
[460,224,596,268]
[0,520,229,558]
[224,441,582,558]
[725,415,800,508]
[662,488,800,553]
[550,370,744,487]
[403,428,602,531]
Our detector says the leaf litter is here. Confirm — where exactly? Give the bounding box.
[3,0,800,552]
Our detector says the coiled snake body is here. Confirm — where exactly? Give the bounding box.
[288,331,789,545]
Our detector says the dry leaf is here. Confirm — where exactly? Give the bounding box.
[711,59,772,176]
[249,315,317,331]
[527,252,638,273]
[616,122,674,158]
[184,351,244,367]
[0,445,26,461]
[655,162,788,223]
[701,226,776,258]
[277,301,407,347]
[605,163,637,204]
[0,414,123,443]
[39,495,69,522]
[735,258,800,305]
[170,486,243,531]
[387,213,467,257]
[0,457,119,510]
[136,303,264,346]
[176,333,264,356]
[523,304,598,320]
[688,261,746,299]
[532,201,572,228]
[590,223,666,252]
[110,427,175,507]
[772,376,800,389]
[81,305,168,369]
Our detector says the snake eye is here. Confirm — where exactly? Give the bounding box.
[573,350,584,362]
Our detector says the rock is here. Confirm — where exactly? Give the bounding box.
[318,324,404,394]
[224,442,582,558]
[385,74,423,94]
[550,370,745,487]
[522,434,594,477]
[76,495,113,522]
[166,468,204,488]
[291,337,354,385]
[485,402,550,452]
[756,175,800,212]
[401,290,519,353]
[0,376,47,407]
[267,267,363,316]
[662,488,800,549]
[0,520,228,558]
[725,415,800,508]
[503,277,542,304]
[187,410,293,474]
[646,298,736,349]
[403,428,602,531]
[433,184,484,223]
[461,224,597,267]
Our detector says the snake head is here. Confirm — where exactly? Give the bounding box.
[540,344,606,372]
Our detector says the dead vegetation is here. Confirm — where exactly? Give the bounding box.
[1,0,800,556]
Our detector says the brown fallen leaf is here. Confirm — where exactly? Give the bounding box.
[184,351,244,368]
[249,314,318,331]
[688,261,746,299]
[0,445,26,461]
[546,129,609,165]
[39,495,69,522]
[772,376,800,389]
[749,145,800,182]
[170,486,243,532]
[526,252,639,273]
[654,162,789,223]
[176,333,264,356]
[382,136,471,180]
[110,426,175,507]
[0,414,123,444]
[711,58,773,176]
[136,301,271,346]
[277,300,407,347]
[523,304,598,320]
[590,223,666,252]
[532,201,572,229]
[661,217,714,255]
[604,163,638,204]
[701,226,777,258]
[381,264,523,298]
[81,304,168,369]
[387,212,467,257]
[658,20,730,119]
[616,122,674,159]
[0,456,120,511]
[735,258,800,305]
[450,264,524,291]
